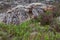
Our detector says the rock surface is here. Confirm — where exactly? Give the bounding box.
[0,0,55,24]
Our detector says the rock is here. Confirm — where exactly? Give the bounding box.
[0,2,54,25]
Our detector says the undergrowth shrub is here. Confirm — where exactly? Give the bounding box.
[35,10,54,25]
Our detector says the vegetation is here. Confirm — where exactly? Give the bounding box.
[0,1,60,40]
[0,17,60,40]
[0,6,60,40]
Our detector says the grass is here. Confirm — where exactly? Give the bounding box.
[0,19,60,40]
